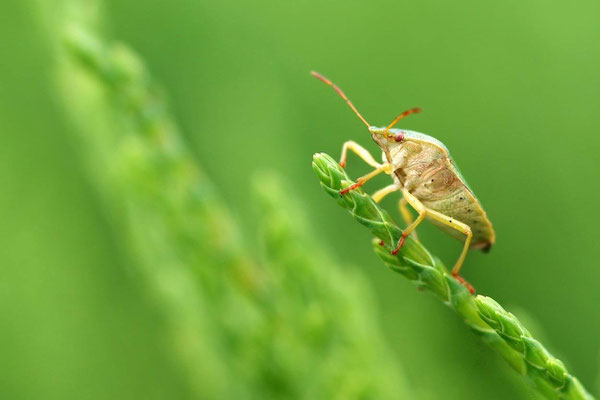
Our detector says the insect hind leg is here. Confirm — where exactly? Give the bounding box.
[395,190,474,293]
[424,208,474,294]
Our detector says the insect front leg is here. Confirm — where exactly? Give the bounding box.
[340,163,392,195]
[339,140,381,169]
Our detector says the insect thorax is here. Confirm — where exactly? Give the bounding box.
[379,138,450,192]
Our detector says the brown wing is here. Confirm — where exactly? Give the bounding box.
[409,158,495,248]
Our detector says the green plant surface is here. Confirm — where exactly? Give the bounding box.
[312,152,593,400]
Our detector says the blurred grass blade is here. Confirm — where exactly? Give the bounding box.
[252,172,411,398]
[56,21,413,398]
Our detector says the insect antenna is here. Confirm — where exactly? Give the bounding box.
[384,107,421,133]
[311,71,370,128]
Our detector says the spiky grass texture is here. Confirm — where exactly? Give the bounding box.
[312,152,593,400]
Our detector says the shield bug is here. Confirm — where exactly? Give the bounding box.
[311,71,494,291]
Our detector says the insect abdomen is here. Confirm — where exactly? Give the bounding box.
[424,188,493,247]
[409,159,494,248]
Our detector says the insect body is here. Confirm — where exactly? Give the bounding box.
[312,71,495,286]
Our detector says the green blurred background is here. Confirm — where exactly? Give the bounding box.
[2,0,600,398]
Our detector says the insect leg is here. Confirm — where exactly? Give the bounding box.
[391,190,428,255]
[399,197,419,241]
[399,191,475,292]
[371,184,400,203]
[339,141,381,169]
[340,163,392,195]
[421,208,474,293]
[423,209,472,274]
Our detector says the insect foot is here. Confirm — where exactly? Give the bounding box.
[452,273,475,295]
[339,179,363,196]
[390,233,408,255]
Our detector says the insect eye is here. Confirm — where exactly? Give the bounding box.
[394,132,404,142]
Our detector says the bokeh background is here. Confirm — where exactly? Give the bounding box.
[2,0,600,399]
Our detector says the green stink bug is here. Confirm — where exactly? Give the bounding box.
[312,71,495,291]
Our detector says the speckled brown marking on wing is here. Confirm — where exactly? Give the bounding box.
[416,159,494,248]
[376,130,495,250]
